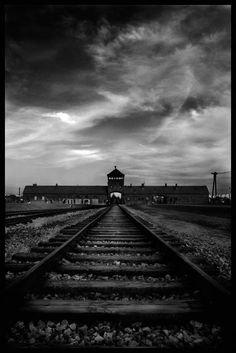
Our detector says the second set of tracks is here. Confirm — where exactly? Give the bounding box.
[4,205,232,351]
[5,205,104,227]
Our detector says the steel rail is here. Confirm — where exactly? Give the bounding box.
[5,206,105,226]
[5,206,111,299]
[6,205,104,217]
[119,205,231,307]
[4,205,232,351]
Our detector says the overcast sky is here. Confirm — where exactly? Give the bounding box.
[5,5,231,195]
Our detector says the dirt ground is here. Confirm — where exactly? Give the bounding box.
[5,208,104,262]
[126,205,231,290]
[5,201,70,212]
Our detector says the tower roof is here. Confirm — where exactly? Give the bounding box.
[107,166,124,177]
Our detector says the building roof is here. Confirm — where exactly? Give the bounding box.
[23,185,108,195]
[23,184,209,196]
[107,166,124,177]
[123,185,209,195]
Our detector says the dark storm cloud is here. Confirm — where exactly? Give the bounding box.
[73,102,173,140]
[5,35,99,109]
[5,5,231,193]
[179,96,219,113]
[6,5,230,111]
[179,5,230,44]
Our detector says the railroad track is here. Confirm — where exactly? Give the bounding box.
[5,206,104,227]
[4,205,232,351]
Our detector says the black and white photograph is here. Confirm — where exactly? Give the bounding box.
[5,4,231,351]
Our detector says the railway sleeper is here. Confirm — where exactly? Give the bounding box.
[11,252,165,264]
[85,235,147,240]
[65,253,165,263]
[77,241,152,247]
[95,222,133,224]
[50,264,173,276]
[88,229,142,233]
[37,240,154,248]
[12,252,48,262]
[5,205,231,351]
[84,238,148,243]
[38,279,188,296]
[29,246,156,255]
[13,299,209,323]
[72,247,156,254]
[90,224,141,227]
[90,231,142,236]
[5,263,34,273]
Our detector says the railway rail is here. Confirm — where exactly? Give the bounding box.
[4,205,232,351]
[5,205,104,227]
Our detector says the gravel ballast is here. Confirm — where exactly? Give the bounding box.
[5,208,105,262]
[45,271,179,282]
[125,206,231,288]
[7,319,224,348]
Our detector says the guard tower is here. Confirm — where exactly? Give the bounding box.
[107,166,125,201]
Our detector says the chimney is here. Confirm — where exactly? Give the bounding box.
[56,183,58,187]
[165,183,167,187]
[141,183,144,187]
[175,183,177,188]
[130,184,132,187]
[33,183,37,187]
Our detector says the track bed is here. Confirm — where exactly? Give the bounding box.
[4,206,232,351]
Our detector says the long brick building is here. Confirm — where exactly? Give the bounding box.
[23,166,209,205]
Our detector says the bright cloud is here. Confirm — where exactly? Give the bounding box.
[42,112,76,125]
[5,5,231,194]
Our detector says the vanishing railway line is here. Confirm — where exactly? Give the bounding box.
[4,205,232,351]
[5,205,104,227]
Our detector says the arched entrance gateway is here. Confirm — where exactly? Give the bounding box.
[110,192,122,204]
[107,166,125,204]
[153,194,167,204]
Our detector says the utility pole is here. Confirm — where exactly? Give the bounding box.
[18,187,21,196]
[211,172,217,200]
[211,171,231,202]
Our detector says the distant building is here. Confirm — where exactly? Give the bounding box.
[5,194,22,203]
[23,166,209,205]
